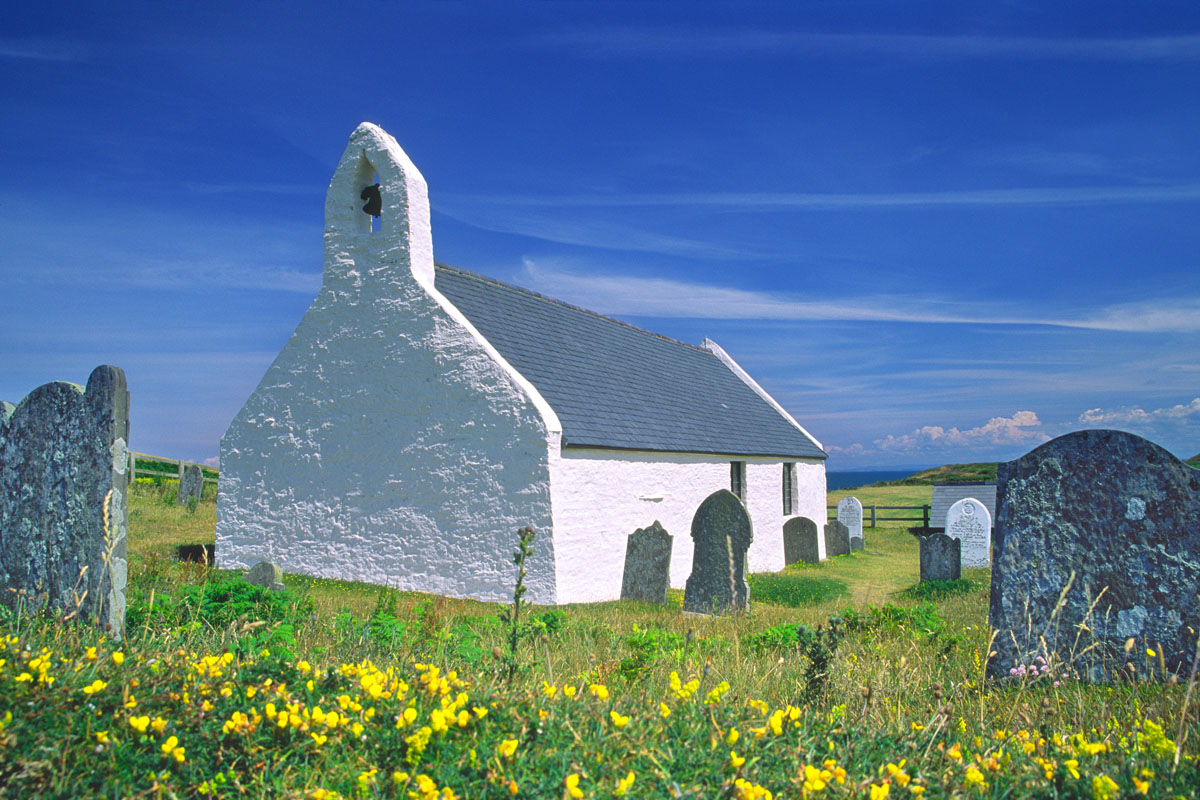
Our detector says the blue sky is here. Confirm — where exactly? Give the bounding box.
[2,2,1198,470]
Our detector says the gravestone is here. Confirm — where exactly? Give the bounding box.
[946,497,991,568]
[245,560,285,592]
[824,520,850,558]
[783,516,820,564]
[683,490,753,614]
[849,533,864,551]
[988,429,1200,682]
[920,533,961,582]
[178,464,203,506]
[0,365,130,640]
[621,521,673,603]
[838,497,864,548]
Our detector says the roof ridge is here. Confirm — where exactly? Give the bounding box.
[433,262,708,353]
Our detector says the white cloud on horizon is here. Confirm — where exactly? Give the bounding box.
[872,411,1049,453]
[0,38,87,61]
[517,260,1200,333]
[1079,397,1200,425]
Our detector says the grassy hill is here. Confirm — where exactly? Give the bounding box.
[1189,452,1200,468]
[875,461,998,485]
[2,480,1196,797]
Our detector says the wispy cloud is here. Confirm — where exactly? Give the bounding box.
[0,38,87,62]
[447,183,1200,212]
[435,205,758,260]
[183,181,316,196]
[517,260,1200,333]
[529,28,1200,62]
[1079,397,1200,425]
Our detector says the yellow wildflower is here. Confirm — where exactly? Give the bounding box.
[1132,775,1150,795]
[95,730,110,745]
[497,738,519,759]
[541,681,557,698]
[822,760,846,785]
[964,767,986,788]
[869,784,889,800]
[565,773,583,799]
[801,764,830,793]
[1065,760,1080,780]
[82,679,107,695]
[726,727,739,745]
[614,771,635,796]
[609,710,630,728]
[731,750,746,768]
[151,717,168,735]
[112,652,125,665]
[129,715,150,733]
[1091,775,1119,800]
[589,683,609,701]
[563,685,577,698]
[660,702,672,718]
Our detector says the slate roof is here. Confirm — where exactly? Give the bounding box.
[434,264,826,460]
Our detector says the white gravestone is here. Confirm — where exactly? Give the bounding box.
[837,496,864,547]
[945,497,991,568]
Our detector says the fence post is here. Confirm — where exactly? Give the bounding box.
[922,505,930,531]
[870,505,876,528]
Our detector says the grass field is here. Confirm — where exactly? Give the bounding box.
[1,479,1196,798]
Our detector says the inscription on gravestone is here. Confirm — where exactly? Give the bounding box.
[683,490,753,614]
[0,365,130,640]
[988,429,1200,681]
[920,533,961,582]
[946,497,991,568]
[179,463,204,506]
[838,496,864,548]
[824,520,850,558]
[783,516,820,565]
[621,521,673,604]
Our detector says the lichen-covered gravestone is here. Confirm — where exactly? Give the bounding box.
[920,533,961,582]
[988,429,1200,681]
[178,463,203,506]
[683,490,752,614]
[245,560,286,592]
[824,520,850,558]
[0,365,130,640]
[620,521,673,604]
[838,496,864,549]
[783,516,820,564]
[945,497,991,568]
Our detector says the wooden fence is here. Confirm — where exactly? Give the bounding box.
[128,452,219,485]
[827,504,930,529]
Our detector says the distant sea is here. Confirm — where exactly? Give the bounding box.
[826,470,917,491]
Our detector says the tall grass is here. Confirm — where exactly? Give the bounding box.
[0,485,1196,797]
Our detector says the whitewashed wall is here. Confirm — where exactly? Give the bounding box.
[217,124,562,604]
[548,440,826,604]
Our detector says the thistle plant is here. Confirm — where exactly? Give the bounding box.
[498,526,536,687]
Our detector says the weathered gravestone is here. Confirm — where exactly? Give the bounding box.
[245,560,285,592]
[838,496,864,549]
[920,533,961,582]
[824,520,851,558]
[178,463,204,506]
[988,429,1200,681]
[946,497,991,568]
[783,516,820,564]
[683,490,752,614]
[176,543,215,566]
[621,521,673,604]
[0,365,130,640]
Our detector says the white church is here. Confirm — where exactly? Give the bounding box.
[216,123,828,604]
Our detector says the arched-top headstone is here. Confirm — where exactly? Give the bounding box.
[838,496,863,547]
[988,429,1200,681]
[683,489,753,614]
[946,497,991,568]
[920,533,961,582]
[179,463,204,506]
[0,365,130,640]
[783,516,820,564]
[621,521,673,604]
[245,560,285,592]
[824,520,851,558]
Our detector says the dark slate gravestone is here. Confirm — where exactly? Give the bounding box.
[824,520,851,558]
[849,534,865,551]
[245,560,285,591]
[0,366,130,640]
[176,544,215,566]
[988,429,1200,682]
[178,463,203,506]
[683,490,753,614]
[621,521,673,603]
[783,516,820,565]
[920,533,961,582]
